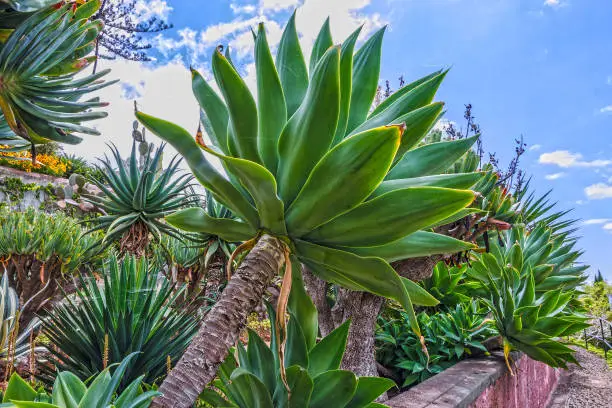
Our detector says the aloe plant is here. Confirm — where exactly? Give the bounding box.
[40,255,200,389]
[0,1,115,159]
[83,142,195,256]
[138,16,482,407]
[0,353,160,407]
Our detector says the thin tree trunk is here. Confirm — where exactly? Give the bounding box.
[151,234,285,408]
[305,256,442,381]
[203,251,225,306]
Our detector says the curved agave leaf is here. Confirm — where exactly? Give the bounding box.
[305,187,475,247]
[285,125,402,237]
[277,45,341,206]
[276,11,308,118]
[166,207,256,242]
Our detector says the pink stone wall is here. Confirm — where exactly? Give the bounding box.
[469,354,561,408]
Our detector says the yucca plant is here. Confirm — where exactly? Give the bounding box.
[0,0,115,159]
[0,208,103,325]
[467,228,590,370]
[84,142,195,256]
[41,255,199,389]
[0,353,160,407]
[200,271,396,408]
[137,15,483,406]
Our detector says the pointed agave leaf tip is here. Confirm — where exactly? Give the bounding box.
[216,45,225,54]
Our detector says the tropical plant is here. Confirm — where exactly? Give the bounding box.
[83,142,194,256]
[581,280,612,320]
[40,255,199,389]
[0,353,160,407]
[376,301,495,388]
[137,15,482,406]
[467,230,590,370]
[200,275,396,408]
[0,0,115,160]
[0,208,103,325]
[420,262,473,307]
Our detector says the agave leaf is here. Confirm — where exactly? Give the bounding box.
[255,23,286,174]
[344,231,475,262]
[136,111,259,228]
[212,47,260,162]
[276,11,308,118]
[285,125,402,237]
[346,26,385,134]
[309,370,357,408]
[387,136,479,180]
[305,187,475,247]
[277,45,341,206]
[372,172,483,198]
[191,68,229,154]
[202,146,286,235]
[309,17,333,74]
[166,207,256,242]
[332,26,361,144]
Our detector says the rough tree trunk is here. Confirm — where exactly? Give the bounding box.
[119,221,150,257]
[151,234,285,408]
[304,256,442,381]
[203,251,225,306]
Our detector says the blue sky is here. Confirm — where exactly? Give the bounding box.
[84,0,612,280]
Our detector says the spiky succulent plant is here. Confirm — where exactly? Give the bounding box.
[84,142,194,256]
[136,15,486,406]
[466,225,589,370]
[0,1,115,156]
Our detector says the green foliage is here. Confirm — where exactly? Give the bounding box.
[41,256,200,389]
[0,1,116,151]
[0,353,160,407]
[581,281,612,320]
[467,229,590,368]
[0,207,102,271]
[84,142,195,252]
[376,302,495,388]
[138,15,482,337]
[200,282,395,408]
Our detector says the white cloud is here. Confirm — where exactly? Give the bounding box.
[529,144,541,151]
[230,3,257,14]
[63,59,200,165]
[585,183,612,200]
[261,0,302,12]
[583,218,611,225]
[152,0,386,72]
[545,172,565,180]
[607,76,612,86]
[604,223,612,231]
[539,150,611,168]
[543,0,563,7]
[600,105,612,114]
[134,0,173,21]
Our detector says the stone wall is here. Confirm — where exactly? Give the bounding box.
[386,352,561,408]
[0,165,99,212]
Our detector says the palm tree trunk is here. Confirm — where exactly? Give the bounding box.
[151,234,285,408]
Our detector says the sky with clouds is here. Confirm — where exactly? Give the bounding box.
[73,0,612,280]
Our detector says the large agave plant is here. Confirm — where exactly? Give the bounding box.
[0,353,160,407]
[84,142,195,256]
[137,16,482,406]
[41,255,200,389]
[0,0,115,156]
